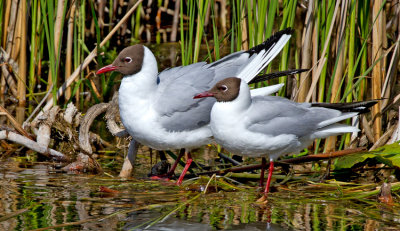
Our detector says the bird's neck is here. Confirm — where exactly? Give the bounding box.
[212,82,252,117]
[119,46,158,100]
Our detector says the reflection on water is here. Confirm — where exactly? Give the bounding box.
[0,157,399,230]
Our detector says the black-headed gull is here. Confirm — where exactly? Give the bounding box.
[194,77,377,196]
[96,28,293,184]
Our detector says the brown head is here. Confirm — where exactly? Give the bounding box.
[194,77,241,102]
[96,45,145,76]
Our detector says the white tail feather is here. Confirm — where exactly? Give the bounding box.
[312,124,359,139]
[318,112,358,128]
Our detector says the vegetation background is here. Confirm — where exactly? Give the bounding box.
[0,1,400,230]
[0,0,399,169]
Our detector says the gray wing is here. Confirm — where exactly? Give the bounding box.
[155,51,254,132]
[247,96,342,137]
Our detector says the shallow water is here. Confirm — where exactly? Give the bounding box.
[1,155,399,231]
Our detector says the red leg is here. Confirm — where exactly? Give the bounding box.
[259,158,266,187]
[264,160,274,194]
[166,149,185,177]
[176,152,193,186]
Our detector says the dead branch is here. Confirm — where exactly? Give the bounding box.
[62,152,102,173]
[105,92,128,137]
[64,102,79,124]
[0,105,34,140]
[35,106,59,147]
[0,130,69,161]
[79,102,109,154]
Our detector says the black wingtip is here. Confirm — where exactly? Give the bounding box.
[311,100,378,114]
[249,68,309,84]
[246,28,294,56]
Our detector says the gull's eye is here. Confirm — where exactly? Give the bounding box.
[124,57,132,63]
[218,85,228,92]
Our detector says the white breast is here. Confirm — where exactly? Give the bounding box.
[210,99,301,160]
[118,73,212,150]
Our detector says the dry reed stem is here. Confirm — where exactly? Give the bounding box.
[305,57,326,102]
[241,7,248,50]
[11,1,21,61]
[89,77,101,99]
[0,48,18,97]
[170,0,180,42]
[1,0,18,97]
[0,105,34,140]
[372,0,384,142]
[325,1,349,152]
[32,0,143,122]
[297,0,314,102]
[305,0,340,102]
[311,0,318,102]
[65,4,76,100]
[17,0,27,124]
[388,107,400,144]
[362,116,375,144]
[2,0,11,48]
[330,0,348,104]
[369,123,397,151]
[220,0,227,41]
[5,0,17,55]
[381,34,400,109]
[46,0,65,92]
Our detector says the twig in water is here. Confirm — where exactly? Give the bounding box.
[0,207,31,222]
[203,173,217,194]
[197,148,366,176]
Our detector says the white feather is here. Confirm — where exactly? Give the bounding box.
[250,83,284,97]
[318,112,358,128]
[238,34,292,83]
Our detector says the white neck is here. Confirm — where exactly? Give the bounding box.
[119,46,158,99]
[211,81,252,122]
[118,46,159,133]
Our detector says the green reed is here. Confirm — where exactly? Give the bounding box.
[28,0,39,112]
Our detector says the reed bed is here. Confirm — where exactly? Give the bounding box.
[0,0,399,157]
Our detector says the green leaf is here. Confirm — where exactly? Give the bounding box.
[385,154,400,168]
[334,142,400,169]
[372,142,400,153]
[335,153,377,169]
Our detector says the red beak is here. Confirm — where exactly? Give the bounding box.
[193,91,214,99]
[96,64,117,74]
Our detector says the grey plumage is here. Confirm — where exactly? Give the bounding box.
[154,28,293,132]
[246,96,346,137]
[156,48,276,131]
